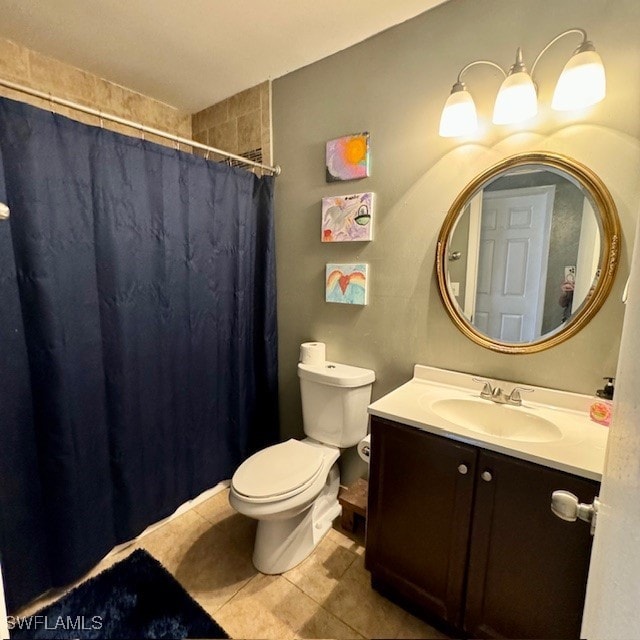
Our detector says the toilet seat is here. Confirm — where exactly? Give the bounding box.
[232,439,326,503]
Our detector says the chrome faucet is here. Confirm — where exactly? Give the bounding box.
[473,378,533,406]
[506,386,534,406]
[473,377,494,400]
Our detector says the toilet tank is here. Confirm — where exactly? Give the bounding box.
[297,361,375,447]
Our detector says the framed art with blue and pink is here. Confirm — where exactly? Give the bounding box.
[325,263,369,305]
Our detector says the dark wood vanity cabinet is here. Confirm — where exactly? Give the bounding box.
[365,416,478,627]
[365,416,599,639]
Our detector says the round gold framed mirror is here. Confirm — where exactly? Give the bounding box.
[436,152,620,354]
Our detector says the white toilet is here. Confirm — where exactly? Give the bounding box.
[229,360,375,574]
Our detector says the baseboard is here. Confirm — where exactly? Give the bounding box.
[107,480,230,557]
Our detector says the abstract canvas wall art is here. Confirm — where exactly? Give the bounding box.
[322,192,373,242]
[325,263,369,305]
[325,132,370,182]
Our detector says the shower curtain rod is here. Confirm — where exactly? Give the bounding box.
[0,77,281,176]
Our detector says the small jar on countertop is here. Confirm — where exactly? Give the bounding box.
[590,377,615,426]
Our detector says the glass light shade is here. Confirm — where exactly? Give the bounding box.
[439,87,478,137]
[492,71,538,125]
[551,49,606,111]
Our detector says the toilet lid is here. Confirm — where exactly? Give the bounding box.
[232,439,325,501]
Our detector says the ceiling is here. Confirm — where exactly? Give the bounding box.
[0,0,449,113]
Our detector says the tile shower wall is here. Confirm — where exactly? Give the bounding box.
[0,37,191,143]
[192,81,272,168]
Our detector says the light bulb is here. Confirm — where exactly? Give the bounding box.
[492,73,538,124]
[439,82,478,137]
[492,47,538,125]
[552,45,606,111]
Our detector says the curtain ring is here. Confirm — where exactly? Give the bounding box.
[206,149,210,161]
[98,111,104,128]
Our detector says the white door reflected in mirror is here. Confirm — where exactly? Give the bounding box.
[473,186,553,341]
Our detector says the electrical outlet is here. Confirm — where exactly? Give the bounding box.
[450,282,460,297]
[564,265,576,281]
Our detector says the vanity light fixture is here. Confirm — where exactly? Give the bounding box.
[438,28,606,137]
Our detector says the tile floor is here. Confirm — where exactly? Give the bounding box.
[17,489,448,639]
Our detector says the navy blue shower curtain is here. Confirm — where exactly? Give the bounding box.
[0,97,278,611]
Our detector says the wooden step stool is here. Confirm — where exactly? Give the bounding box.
[338,478,369,532]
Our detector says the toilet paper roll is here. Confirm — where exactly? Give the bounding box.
[299,342,326,365]
[357,434,371,464]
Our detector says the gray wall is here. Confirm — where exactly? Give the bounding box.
[273,0,640,447]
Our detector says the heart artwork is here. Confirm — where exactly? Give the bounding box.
[325,264,369,305]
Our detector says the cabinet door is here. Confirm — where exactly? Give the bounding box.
[464,449,598,639]
[366,417,477,626]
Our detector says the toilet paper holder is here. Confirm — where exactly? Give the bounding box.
[357,434,371,463]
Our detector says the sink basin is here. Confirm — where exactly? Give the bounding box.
[429,398,562,443]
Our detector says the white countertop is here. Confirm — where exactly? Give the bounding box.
[368,365,609,481]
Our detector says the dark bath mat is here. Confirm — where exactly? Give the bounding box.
[10,548,229,639]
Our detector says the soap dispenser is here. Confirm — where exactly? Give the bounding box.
[590,377,614,426]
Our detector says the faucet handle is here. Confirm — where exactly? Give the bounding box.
[472,377,494,399]
[507,386,534,405]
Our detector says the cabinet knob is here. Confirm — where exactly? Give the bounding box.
[481,470,493,482]
[458,464,468,475]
